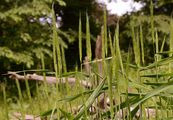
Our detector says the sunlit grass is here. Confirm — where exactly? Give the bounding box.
[2,2,173,120]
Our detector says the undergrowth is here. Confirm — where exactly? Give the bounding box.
[1,1,173,120]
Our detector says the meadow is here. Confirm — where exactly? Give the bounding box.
[1,4,173,120]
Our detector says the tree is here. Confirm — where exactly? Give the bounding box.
[116,0,173,64]
[0,0,69,73]
[0,0,113,72]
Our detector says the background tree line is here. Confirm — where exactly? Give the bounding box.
[0,0,173,119]
[0,0,173,74]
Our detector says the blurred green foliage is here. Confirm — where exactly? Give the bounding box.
[0,0,53,71]
[1,0,173,71]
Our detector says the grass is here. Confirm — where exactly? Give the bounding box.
[1,3,173,120]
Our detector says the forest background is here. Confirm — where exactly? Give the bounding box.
[1,0,172,74]
[1,0,173,119]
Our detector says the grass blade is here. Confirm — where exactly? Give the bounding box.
[140,24,145,65]
[86,12,92,61]
[133,81,173,108]
[103,6,108,56]
[140,56,173,70]
[79,13,82,63]
[74,78,105,120]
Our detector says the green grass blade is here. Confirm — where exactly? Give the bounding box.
[52,7,62,75]
[59,108,74,119]
[116,23,124,73]
[102,96,141,118]
[61,46,67,73]
[41,54,49,99]
[79,13,82,62]
[24,72,32,101]
[140,24,145,65]
[103,6,108,56]
[160,36,166,53]
[101,26,106,76]
[155,29,160,61]
[141,73,173,78]
[74,78,105,120]
[52,8,59,77]
[101,26,105,59]
[133,82,173,108]
[57,89,94,102]
[108,30,114,119]
[129,81,150,91]
[86,12,92,61]
[115,22,126,92]
[170,19,173,57]
[2,85,9,120]
[150,0,155,44]
[108,30,113,56]
[131,23,140,66]
[40,109,58,117]
[157,51,173,55]
[15,79,25,119]
[125,50,131,119]
[140,56,173,70]
[130,105,139,119]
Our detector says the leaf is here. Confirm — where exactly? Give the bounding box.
[102,96,141,118]
[39,108,57,117]
[86,12,92,61]
[57,89,93,102]
[78,13,82,62]
[156,51,173,55]
[59,108,74,119]
[141,73,173,78]
[74,78,105,120]
[140,56,173,71]
[143,82,166,86]
[133,81,173,108]
[130,105,139,119]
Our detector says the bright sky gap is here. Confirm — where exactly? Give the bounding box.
[98,0,144,16]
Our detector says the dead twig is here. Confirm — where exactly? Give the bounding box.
[7,71,92,88]
[11,112,41,120]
